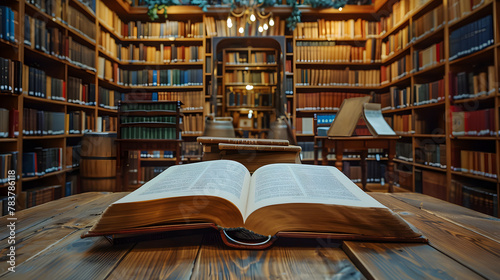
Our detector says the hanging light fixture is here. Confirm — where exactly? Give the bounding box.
[227,0,274,35]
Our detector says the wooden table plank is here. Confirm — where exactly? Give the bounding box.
[192,233,365,279]
[391,192,500,241]
[0,230,133,280]
[106,231,204,280]
[343,242,483,280]
[0,192,109,240]
[371,193,500,279]
[0,192,128,274]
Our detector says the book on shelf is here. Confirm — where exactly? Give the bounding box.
[411,4,444,41]
[23,109,65,136]
[412,42,444,72]
[21,184,63,208]
[413,79,445,106]
[450,179,498,217]
[82,160,425,248]
[0,151,18,184]
[451,106,495,136]
[0,6,17,43]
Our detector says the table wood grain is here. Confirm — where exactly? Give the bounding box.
[1,192,499,279]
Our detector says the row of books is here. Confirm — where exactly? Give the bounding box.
[120,91,204,110]
[67,4,96,42]
[182,114,204,135]
[415,143,446,169]
[98,59,203,86]
[412,42,445,72]
[296,92,366,111]
[450,180,498,217]
[450,66,496,100]
[448,0,487,24]
[227,90,273,107]
[120,127,177,140]
[23,65,65,101]
[392,114,413,134]
[0,57,22,94]
[139,150,175,159]
[99,0,204,39]
[346,161,387,184]
[294,19,381,39]
[383,86,412,109]
[379,0,415,32]
[396,142,413,162]
[453,150,497,178]
[120,102,178,112]
[224,71,277,85]
[451,107,495,137]
[127,151,169,185]
[75,0,96,13]
[295,118,314,135]
[413,79,445,106]
[68,77,96,106]
[23,185,63,208]
[381,26,410,61]
[120,116,176,124]
[100,34,204,63]
[381,54,411,84]
[66,111,93,134]
[295,41,380,63]
[24,15,97,71]
[449,15,494,61]
[205,16,286,38]
[97,115,117,133]
[27,0,65,20]
[225,52,276,65]
[23,109,65,136]
[411,4,444,42]
[98,87,119,109]
[296,69,381,87]
[0,108,18,138]
[0,6,16,43]
[22,147,63,177]
[0,151,17,184]
[297,141,314,160]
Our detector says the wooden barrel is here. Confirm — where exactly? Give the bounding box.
[80,132,117,192]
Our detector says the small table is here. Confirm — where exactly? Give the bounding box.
[315,136,399,192]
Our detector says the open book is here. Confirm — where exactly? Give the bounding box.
[83,160,424,248]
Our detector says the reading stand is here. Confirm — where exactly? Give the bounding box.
[314,136,399,192]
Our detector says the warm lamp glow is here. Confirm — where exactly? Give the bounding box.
[227,18,233,28]
[269,18,274,26]
[263,23,268,30]
[239,27,244,33]
[246,84,254,90]
[250,14,256,22]
[258,26,263,32]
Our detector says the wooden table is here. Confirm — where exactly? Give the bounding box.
[315,136,399,192]
[1,192,499,279]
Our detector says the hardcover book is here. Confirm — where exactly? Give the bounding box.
[83,160,425,248]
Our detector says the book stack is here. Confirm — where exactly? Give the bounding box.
[450,180,498,216]
[452,150,497,179]
[97,115,117,132]
[396,142,413,162]
[67,5,96,42]
[98,87,119,109]
[296,92,366,111]
[381,26,410,60]
[381,54,411,84]
[392,114,413,134]
[182,114,204,135]
[412,42,444,72]
[297,69,380,87]
[415,143,446,168]
[67,77,96,106]
[65,145,81,169]
[411,4,444,41]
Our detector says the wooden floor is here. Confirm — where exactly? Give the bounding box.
[1,191,499,279]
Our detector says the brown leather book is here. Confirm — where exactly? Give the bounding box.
[82,160,425,249]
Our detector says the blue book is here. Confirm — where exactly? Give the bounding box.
[152,70,157,86]
[9,7,14,42]
[152,92,158,101]
[0,6,4,40]
[167,69,171,86]
[65,181,72,196]
[5,7,10,41]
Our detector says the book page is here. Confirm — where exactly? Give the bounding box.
[244,164,386,221]
[363,103,396,136]
[115,160,251,216]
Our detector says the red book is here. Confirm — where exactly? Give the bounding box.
[9,108,19,138]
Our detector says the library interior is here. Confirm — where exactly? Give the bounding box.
[1,0,500,278]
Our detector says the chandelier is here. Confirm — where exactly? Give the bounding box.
[226,0,275,34]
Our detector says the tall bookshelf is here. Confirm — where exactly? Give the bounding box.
[1,0,500,217]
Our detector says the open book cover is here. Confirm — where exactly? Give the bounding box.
[82,160,425,248]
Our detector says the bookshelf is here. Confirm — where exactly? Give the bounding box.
[116,100,182,191]
[1,0,500,217]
